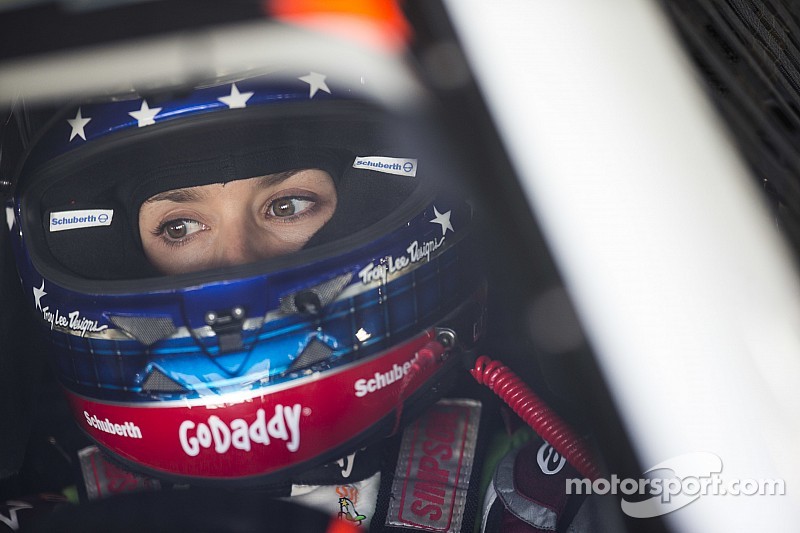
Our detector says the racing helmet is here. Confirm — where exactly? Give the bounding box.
[6,68,486,484]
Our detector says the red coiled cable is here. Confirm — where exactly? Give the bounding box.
[390,338,601,481]
[470,355,601,481]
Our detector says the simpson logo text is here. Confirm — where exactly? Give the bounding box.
[386,399,481,532]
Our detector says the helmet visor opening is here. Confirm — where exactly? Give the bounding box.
[20,100,427,285]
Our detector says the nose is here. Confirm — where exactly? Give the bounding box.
[213,220,273,268]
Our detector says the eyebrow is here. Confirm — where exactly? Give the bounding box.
[145,169,307,203]
[254,169,304,189]
[145,188,208,203]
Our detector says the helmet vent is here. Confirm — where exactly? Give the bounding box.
[141,368,187,393]
[108,316,177,346]
[280,273,353,315]
[289,338,334,371]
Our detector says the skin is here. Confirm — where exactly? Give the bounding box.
[138,168,337,275]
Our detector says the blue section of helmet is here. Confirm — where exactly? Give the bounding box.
[38,73,341,163]
[17,198,476,403]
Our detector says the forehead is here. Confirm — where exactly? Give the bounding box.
[144,171,304,204]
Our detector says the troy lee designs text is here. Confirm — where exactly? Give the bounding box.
[358,237,446,286]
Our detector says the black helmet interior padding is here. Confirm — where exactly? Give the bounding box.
[304,154,419,249]
[22,102,420,280]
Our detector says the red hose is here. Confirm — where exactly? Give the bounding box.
[470,355,601,481]
[389,338,601,481]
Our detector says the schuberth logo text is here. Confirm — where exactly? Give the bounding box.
[84,411,142,439]
[353,156,417,177]
[354,353,419,398]
[49,208,114,232]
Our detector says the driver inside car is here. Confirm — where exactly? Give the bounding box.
[3,69,619,532]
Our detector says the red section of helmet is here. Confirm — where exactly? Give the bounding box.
[65,329,440,481]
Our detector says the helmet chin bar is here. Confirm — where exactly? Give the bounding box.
[65,287,485,486]
[66,332,461,485]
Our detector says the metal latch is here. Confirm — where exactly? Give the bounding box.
[204,306,245,353]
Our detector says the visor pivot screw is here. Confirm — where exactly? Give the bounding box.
[435,328,457,349]
[204,311,217,325]
[295,291,322,315]
[231,306,245,320]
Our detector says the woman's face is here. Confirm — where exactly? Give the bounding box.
[138,168,337,275]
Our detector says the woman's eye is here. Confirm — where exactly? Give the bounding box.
[268,197,315,218]
[160,219,206,240]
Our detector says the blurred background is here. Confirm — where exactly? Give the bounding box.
[3,1,800,531]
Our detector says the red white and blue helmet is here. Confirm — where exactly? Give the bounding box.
[6,69,486,484]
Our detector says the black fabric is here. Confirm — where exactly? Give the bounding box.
[43,199,157,279]
[305,164,418,249]
[0,211,45,479]
[288,441,385,486]
[21,102,421,280]
[481,497,505,533]
[122,146,352,247]
[29,488,338,533]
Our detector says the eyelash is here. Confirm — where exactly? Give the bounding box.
[151,194,321,248]
[152,219,206,248]
[264,195,318,221]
